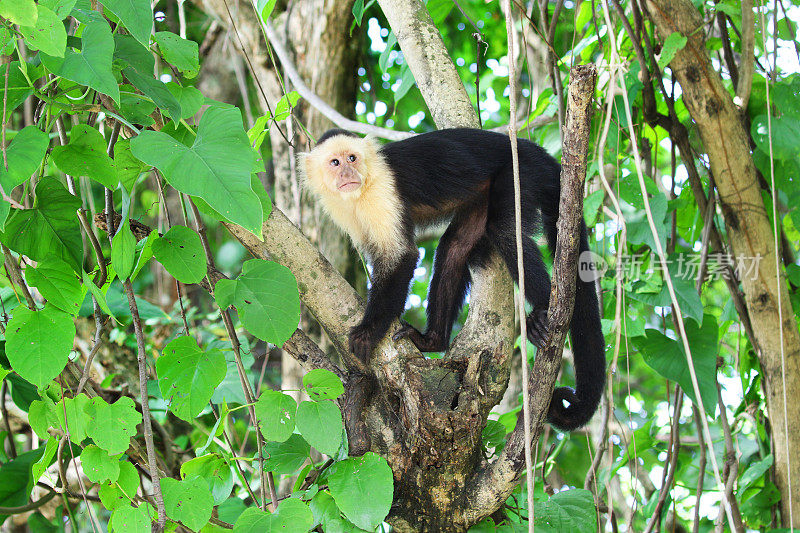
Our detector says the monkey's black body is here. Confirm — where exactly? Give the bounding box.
[320,128,605,431]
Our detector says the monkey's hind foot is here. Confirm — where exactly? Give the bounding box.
[393,324,447,352]
[349,323,379,363]
[526,309,550,348]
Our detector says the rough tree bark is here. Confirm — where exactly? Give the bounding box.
[646,0,800,526]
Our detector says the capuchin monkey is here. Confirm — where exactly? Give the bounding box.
[300,128,605,431]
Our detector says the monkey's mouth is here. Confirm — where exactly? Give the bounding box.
[337,181,361,192]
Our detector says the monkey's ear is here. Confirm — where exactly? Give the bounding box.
[296,152,313,187]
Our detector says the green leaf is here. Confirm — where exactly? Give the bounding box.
[40,20,120,101]
[213,259,300,344]
[154,31,199,78]
[20,5,66,57]
[273,91,301,121]
[309,492,354,533]
[28,399,59,439]
[352,0,366,25]
[84,396,141,455]
[56,393,90,444]
[253,389,297,442]
[0,62,35,114]
[261,434,310,475]
[180,454,234,505]
[39,0,78,19]
[739,454,773,491]
[82,270,117,322]
[302,369,344,401]
[131,107,262,235]
[113,138,147,192]
[25,259,84,315]
[633,314,719,415]
[81,444,121,483]
[0,447,47,510]
[394,65,416,104]
[31,436,58,484]
[233,498,313,532]
[51,124,116,188]
[166,82,204,119]
[152,225,206,283]
[255,0,278,20]
[0,0,37,25]
[99,0,152,47]
[296,400,342,456]
[328,452,393,530]
[658,32,687,69]
[1,178,82,272]
[534,488,597,533]
[0,125,49,192]
[109,504,153,533]
[156,336,226,422]
[99,460,139,510]
[122,66,182,122]
[6,305,75,388]
[112,219,136,280]
[161,476,214,532]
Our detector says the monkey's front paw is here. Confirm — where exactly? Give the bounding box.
[349,324,378,362]
[526,309,550,348]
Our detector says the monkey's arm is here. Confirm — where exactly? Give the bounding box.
[349,247,419,361]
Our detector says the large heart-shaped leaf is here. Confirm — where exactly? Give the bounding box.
[214,259,300,345]
[328,453,393,531]
[51,125,116,188]
[0,125,49,191]
[99,0,152,47]
[6,305,74,388]
[131,107,262,235]
[156,336,226,421]
[1,178,82,272]
[161,476,214,532]
[40,20,119,101]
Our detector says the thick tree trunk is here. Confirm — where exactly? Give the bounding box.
[646,0,800,526]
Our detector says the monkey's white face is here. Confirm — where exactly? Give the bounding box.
[303,136,369,200]
[327,150,363,194]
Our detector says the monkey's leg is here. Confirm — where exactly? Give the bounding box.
[488,220,552,347]
[349,247,418,362]
[394,206,487,352]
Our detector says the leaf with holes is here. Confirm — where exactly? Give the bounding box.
[156,336,226,422]
[214,259,300,345]
[253,389,297,442]
[20,5,66,57]
[81,444,121,483]
[154,31,199,78]
[161,476,214,531]
[152,226,206,284]
[302,369,344,401]
[84,396,142,455]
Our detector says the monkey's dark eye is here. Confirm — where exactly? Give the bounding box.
[348,154,356,162]
[330,159,340,166]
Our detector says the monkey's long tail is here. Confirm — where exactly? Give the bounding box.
[546,222,606,431]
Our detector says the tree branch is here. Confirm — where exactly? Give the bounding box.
[464,64,597,520]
